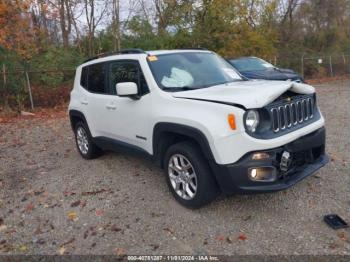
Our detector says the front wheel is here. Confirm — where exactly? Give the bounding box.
[164,142,220,208]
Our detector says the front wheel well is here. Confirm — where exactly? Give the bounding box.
[156,132,202,168]
[152,123,215,170]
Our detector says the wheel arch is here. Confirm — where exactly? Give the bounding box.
[152,122,216,168]
[69,110,88,131]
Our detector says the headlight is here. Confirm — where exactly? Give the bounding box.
[245,110,260,132]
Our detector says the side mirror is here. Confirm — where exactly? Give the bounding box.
[116,82,139,99]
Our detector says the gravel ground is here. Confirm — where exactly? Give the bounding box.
[0,80,349,256]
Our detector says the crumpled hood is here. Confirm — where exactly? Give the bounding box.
[172,80,315,109]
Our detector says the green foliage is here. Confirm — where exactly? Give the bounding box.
[29,48,84,87]
[1,0,350,110]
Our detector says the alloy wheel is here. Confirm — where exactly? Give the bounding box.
[168,154,197,200]
[76,126,89,155]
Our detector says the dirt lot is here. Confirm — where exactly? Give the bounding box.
[0,80,349,256]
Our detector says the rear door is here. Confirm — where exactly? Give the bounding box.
[82,62,112,137]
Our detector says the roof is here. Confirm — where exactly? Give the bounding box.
[81,48,211,66]
[147,49,210,56]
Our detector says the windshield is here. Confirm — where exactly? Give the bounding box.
[147,52,242,91]
[229,57,274,72]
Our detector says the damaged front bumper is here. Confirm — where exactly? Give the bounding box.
[212,127,329,195]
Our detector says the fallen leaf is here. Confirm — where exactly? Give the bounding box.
[67,211,78,221]
[58,246,65,255]
[82,189,109,196]
[238,233,247,241]
[150,244,159,250]
[95,209,104,216]
[163,227,174,235]
[113,247,126,256]
[37,239,46,245]
[216,234,225,241]
[111,224,122,232]
[329,243,338,250]
[34,190,45,196]
[25,203,34,212]
[0,225,7,231]
[61,238,75,247]
[19,245,28,252]
[70,200,81,207]
[63,191,76,197]
[337,232,348,241]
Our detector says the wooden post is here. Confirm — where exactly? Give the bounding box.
[25,71,34,111]
[301,54,305,78]
[329,55,333,77]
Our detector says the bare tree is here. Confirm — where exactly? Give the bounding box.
[111,0,121,52]
[154,0,168,35]
[84,0,107,56]
[59,0,72,48]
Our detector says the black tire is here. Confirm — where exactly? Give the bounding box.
[74,121,102,159]
[164,141,220,209]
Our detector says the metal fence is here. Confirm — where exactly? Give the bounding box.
[0,66,75,110]
[1,53,350,111]
[268,54,350,79]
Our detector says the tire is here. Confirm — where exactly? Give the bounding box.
[164,141,220,208]
[74,121,102,159]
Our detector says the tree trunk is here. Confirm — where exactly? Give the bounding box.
[112,0,121,52]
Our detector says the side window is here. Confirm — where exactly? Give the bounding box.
[80,66,88,88]
[87,63,106,94]
[109,61,149,96]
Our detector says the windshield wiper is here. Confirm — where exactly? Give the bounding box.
[162,86,204,92]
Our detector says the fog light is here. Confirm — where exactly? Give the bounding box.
[252,152,270,160]
[250,168,257,178]
[248,167,277,182]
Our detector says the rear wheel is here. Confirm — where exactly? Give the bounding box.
[74,121,102,159]
[164,142,220,208]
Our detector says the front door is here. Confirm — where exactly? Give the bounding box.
[104,60,152,151]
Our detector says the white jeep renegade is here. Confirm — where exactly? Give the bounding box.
[69,49,328,208]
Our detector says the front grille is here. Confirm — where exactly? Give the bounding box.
[269,95,315,133]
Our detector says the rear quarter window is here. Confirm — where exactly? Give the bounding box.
[87,63,106,94]
[80,63,107,94]
[80,66,88,88]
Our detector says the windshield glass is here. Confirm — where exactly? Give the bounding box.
[229,57,274,72]
[147,52,242,91]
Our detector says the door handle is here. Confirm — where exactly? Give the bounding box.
[106,104,116,110]
[80,100,88,105]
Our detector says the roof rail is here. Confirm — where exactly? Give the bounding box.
[176,47,208,50]
[83,48,145,63]
[119,48,145,54]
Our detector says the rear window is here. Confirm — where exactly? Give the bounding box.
[80,67,88,88]
[80,63,106,94]
[87,63,106,93]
